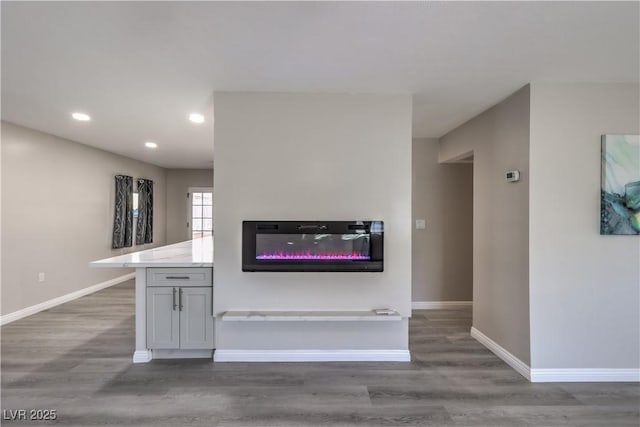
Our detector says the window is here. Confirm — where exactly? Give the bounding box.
[189,189,213,240]
[133,192,139,218]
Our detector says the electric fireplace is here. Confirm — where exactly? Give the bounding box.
[242,221,383,272]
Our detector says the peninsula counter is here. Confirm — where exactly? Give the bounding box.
[91,237,213,363]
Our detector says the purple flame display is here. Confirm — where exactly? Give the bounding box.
[257,251,370,260]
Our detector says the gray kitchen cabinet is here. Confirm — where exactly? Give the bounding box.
[179,287,214,349]
[146,268,214,351]
[146,286,214,350]
[146,286,180,349]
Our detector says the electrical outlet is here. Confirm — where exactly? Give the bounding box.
[416,219,426,229]
[38,272,45,282]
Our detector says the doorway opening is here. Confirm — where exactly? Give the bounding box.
[187,187,213,240]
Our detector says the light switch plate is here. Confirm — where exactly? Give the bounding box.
[415,219,426,229]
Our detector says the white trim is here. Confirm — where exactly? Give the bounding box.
[132,350,153,363]
[470,326,640,383]
[530,369,640,383]
[412,301,472,310]
[1,273,135,326]
[470,326,531,381]
[213,349,411,362]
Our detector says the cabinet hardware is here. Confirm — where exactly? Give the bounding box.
[172,288,177,311]
[166,276,190,280]
[179,288,183,311]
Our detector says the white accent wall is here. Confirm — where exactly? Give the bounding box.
[439,85,531,365]
[213,92,412,351]
[1,121,167,316]
[529,83,640,370]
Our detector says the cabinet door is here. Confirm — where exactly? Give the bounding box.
[179,287,214,349]
[146,287,180,349]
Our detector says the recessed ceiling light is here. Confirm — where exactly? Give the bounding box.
[145,141,158,149]
[71,112,91,121]
[189,113,205,124]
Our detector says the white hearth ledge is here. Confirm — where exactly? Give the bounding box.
[221,310,402,321]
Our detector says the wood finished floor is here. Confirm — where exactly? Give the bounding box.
[1,281,638,426]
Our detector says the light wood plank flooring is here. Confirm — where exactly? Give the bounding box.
[2,280,638,426]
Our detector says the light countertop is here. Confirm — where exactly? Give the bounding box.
[90,236,213,268]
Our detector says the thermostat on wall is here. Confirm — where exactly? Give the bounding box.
[505,170,520,182]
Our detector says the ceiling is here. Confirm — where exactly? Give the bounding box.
[2,2,638,169]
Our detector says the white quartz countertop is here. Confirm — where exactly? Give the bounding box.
[90,236,213,268]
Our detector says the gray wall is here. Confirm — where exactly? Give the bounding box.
[412,138,473,302]
[1,121,167,316]
[529,83,640,369]
[213,92,412,350]
[439,86,531,364]
[166,169,213,244]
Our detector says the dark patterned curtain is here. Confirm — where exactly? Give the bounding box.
[112,175,133,249]
[136,178,154,245]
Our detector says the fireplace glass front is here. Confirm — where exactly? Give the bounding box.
[242,221,383,272]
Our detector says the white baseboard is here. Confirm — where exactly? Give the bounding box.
[470,326,531,381]
[412,301,472,310]
[1,273,135,326]
[471,326,640,383]
[214,349,411,362]
[132,350,153,363]
[530,369,640,382]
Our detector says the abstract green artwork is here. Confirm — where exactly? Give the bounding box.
[601,134,640,235]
